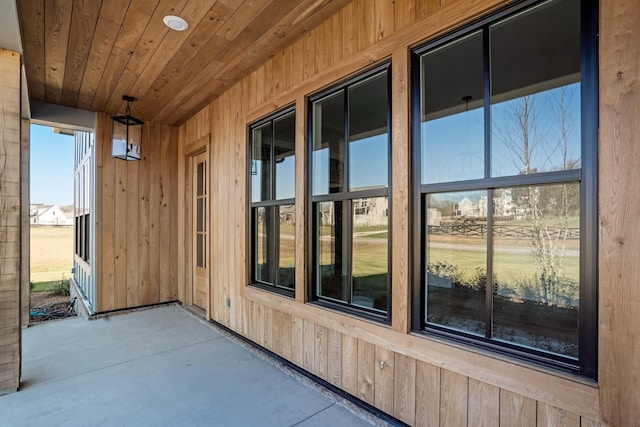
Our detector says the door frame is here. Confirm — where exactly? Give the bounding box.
[179,134,210,317]
[191,150,209,312]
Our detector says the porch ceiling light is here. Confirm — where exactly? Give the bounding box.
[163,15,189,31]
[111,95,144,161]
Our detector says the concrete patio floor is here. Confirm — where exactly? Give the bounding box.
[0,306,385,427]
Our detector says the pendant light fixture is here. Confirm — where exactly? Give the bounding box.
[111,95,144,161]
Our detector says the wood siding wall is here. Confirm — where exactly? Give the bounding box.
[598,0,640,424]
[173,0,636,425]
[95,113,178,312]
[0,49,22,394]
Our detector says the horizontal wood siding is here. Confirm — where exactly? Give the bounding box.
[173,0,638,424]
[96,112,178,312]
[0,49,22,394]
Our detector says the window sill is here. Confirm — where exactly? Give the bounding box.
[248,282,295,299]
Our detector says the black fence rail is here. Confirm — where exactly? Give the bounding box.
[428,224,580,239]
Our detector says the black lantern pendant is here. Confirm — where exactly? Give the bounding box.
[111,95,144,161]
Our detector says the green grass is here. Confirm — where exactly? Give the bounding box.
[31,280,60,293]
[427,247,579,283]
[362,231,388,239]
[31,276,70,296]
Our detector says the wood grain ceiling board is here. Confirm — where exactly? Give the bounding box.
[44,0,73,104]
[17,0,353,126]
[60,0,102,106]
[16,0,45,101]
[75,0,130,110]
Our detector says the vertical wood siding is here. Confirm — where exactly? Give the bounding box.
[171,0,640,424]
[0,49,22,394]
[96,113,178,312]
[598,0,640,424]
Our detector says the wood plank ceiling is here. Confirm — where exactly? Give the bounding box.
[17,0,351,126]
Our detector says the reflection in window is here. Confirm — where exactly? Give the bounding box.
[313,92,344,195]
[493,184,580,357]
[426,191,487,335]
[421,31,484,184]
[316,197,389,313]
[490,0,581,177]
[414,0,595,375]
[352,197,388,311]
[250,108,296,292]
[349,73,389,191]
[311,65,390,318]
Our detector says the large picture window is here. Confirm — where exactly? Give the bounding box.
[310,65,391,319]
[412,0,597,377]
[250,107,296,294]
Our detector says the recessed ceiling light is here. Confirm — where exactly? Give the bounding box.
[163,15,189,31]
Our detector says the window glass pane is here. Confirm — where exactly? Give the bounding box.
[421,31,484,184]
[84,214,90,263]
[251,123,272,202]
[313,92,345,195]
[349,72,389,191]
[196,198,203,233]
[490,0,581,177]
[277,204,296,289]
[255,207,271,283]
[426,191,487,335]
[196,234,203,268]
[274,112,296,200]
[316,201,348,303]
[352,196,388,312]
[493,184,580,358]
[197,162,204,196]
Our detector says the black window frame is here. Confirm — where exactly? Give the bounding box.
[248,105,297,298]
[308,63,393,323]
[411,0,598,379]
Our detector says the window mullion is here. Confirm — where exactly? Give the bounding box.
[272,205,280,286]
[344,87,350,192]
[344,87,351,302]
[486,189,494,339]
[483,25,493,339]
[345,199,353,304]
[483,25,492,180]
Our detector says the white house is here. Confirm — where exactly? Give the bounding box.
[30,205,73,226]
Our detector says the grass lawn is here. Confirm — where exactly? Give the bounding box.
[30,280,61,293]
[428,247,580,283]
[30,226,74,285]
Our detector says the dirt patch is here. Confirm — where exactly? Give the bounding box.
[30,292,76,323]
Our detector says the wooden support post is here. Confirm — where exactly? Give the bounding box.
[0,49,22,394]
[391,46,411,333]
[20,120,29,328]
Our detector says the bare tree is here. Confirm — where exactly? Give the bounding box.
[497,87,579,306]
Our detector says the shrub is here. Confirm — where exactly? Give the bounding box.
[52,277,70,296]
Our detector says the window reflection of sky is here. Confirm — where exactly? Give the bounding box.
[313,134,389,195]
[422,83,581,184]
[491,84,581,177]
[276,155,295,200]
[350,133,388,190]
[422,108,484,184]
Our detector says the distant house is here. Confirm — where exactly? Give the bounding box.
[30,204,73,226]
